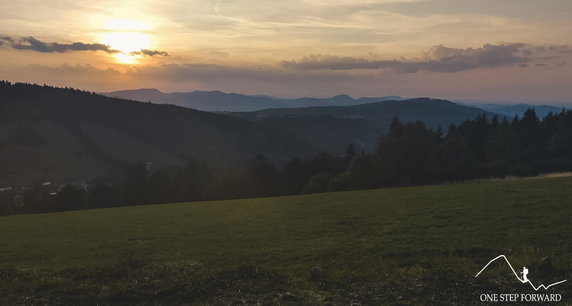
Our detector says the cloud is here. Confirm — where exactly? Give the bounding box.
[282,43,534,72]
[0,36,169,57]
[1,36,118,53]
[130,49,169,57]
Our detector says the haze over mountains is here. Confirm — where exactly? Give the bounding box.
[469,103,567,118]
[105,88,403,112]
[0,81,517,187]
[107,88,568,118]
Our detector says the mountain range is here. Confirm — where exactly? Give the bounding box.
[107,88,568,119]
[2,82,502,187]
[105,88,403,112]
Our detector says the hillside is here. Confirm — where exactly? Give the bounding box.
[0,82,316,186]
[1,175,570,304]
[238,98,499,151]
[251,98,496,126]
[105,88,402,112]
[1,82,503,187]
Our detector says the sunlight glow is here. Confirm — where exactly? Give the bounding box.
[99,18,151,64]
[105,18,149,31]
[113,52,138,64]
[100,31,150,54]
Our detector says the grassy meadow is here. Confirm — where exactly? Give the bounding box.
[1,175,571,304]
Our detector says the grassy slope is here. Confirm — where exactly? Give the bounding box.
[1,176,571,304]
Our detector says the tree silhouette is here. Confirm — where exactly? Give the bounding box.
[122,162,149,205]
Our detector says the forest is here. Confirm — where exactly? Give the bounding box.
[2,106,571,215]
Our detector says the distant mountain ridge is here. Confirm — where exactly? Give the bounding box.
[468,103,568,118]
[249,98,495,123]
[232,98,500,153]
[105,88,403,112]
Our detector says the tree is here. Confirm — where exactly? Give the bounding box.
[389,117,402,133]
[54,185,86,211]
[302,173,333,194]
[347,154,380,188]
[441,130,480,180]
[377,121,441,185]
[282,158,306,194]
[517,109,542,169]
[177,159,215,201]
[247,155,280,196]
[0,191,15,216]
[148,170,175,204]
[21,182,53,213]
[344,143,357,166]
[87,184,118,208]
[484,125,514,177]
[123,162,149,205]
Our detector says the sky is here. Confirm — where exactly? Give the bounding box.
[1,0,571,103]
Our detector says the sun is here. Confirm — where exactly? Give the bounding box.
[101,31,149,54]
[100,32,150,64]
[99,18,151,64]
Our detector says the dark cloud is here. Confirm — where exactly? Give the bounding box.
[1,36,15,43]
[282,43,532,73]
[0,36,169,56]
[130,49,169,57]
[1,36,118,53]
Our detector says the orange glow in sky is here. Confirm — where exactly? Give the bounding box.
[1,1,572,102]
[99,18,151,64]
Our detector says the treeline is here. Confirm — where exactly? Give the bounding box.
[0,153,352,214]
[374,108,572,185]
[2,108,572,215]
[0,80,97,96]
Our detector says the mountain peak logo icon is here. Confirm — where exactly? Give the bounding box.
[475,255,567,291]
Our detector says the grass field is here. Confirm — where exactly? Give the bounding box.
[1,176,571,304]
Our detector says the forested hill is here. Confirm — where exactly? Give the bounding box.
[248,98,496,128]
[4,81,572,216]
[105,88,403,112]
[0,81,501,187]
[234,98,499,153]
[0,82,315,185]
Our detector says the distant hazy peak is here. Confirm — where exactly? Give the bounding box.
[111,88,163,94]
[104,89,404,112]
[331,94,353,100]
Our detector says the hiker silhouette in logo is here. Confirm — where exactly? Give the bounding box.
[521,267,529,283]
